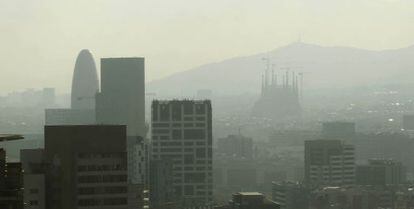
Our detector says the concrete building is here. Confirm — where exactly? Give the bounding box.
[215,192,280,209]
[356,159,406,186]
[151,100,213,207]
[272,181,308,209]
[45,109,95,125]
[21,149,46,209]
[217,135,253,159]
[71,49,99,109]
[44,125,142,209]
[96,57,145,138]
[305,140,355,187]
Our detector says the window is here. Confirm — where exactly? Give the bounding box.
[184,129,204,140]
[184,185,194,195]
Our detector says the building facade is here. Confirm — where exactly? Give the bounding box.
[151,100,213,207]
[356,159,406,186]
[44,125,142,209]
[96,57,145,138]
[305,140,355,187]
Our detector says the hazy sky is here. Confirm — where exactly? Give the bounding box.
[1,0,414,94]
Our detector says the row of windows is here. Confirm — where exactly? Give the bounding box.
[78,186,128,195]
[78,197,127,206]
[78,153,125,159]
[77,164,126,172]
[78,174,127,183]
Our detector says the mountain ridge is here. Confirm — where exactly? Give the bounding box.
[148,42,414,96]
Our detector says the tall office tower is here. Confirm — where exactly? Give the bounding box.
[96,57,145,138]
[21,149,46,209]
[44,125,142,209]
[71,49,99,109]
[152,100,213,207]
[304,140,355,187]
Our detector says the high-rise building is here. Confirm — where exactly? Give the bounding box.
[356,159,406,186]
[96,57,145,138]
[304,140,355,187]
[151,100,213,207]
[44,125,142,209]
[71,49,99,109]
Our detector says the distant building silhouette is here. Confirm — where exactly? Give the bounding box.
[252,71,301,120]
[96,57,146,138]
[46,49,98,125]
[71,49,99,109]
[151,100,213,207]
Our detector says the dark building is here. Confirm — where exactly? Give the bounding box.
[304,140,355,187]
[356,159,406,186]
[151,100,213,207]
[96,57,146,138]
[251,70,301,120]
[215,192,280,209]
[322,122,355,139]
[217,135,253,159]
[149,160,176,209]
[0,149,23,209]
[44,125,142,209]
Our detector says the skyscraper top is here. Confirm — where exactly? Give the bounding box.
[71,49,99,109]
